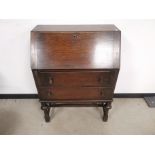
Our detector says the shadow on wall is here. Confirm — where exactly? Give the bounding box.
[0,110,20,135]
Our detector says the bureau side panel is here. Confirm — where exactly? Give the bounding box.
[31,32,37,69]
[113,31,121,69]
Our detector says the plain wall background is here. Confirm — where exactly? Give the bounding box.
[0,20,155,94]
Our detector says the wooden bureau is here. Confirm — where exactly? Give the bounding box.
[31,25,121,122]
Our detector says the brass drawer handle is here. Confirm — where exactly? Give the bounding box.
[48,90,52,97]
[100,89,104,96]
[98,76,102,83]
[49,77,53,85]
[98,76,109,84]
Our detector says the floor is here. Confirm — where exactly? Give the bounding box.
[0,98,155,135]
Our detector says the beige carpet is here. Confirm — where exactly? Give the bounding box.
[0,98,155,135]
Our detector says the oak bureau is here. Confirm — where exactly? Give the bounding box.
[31,25,121,122]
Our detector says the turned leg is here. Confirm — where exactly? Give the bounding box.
[102,102,112,122]
[41,102,51,122]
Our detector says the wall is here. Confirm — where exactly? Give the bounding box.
[0,20,155,94]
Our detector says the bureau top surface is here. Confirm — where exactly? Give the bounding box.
[31,25,121,70]
[32,25,120,32]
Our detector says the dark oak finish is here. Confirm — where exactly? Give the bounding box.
[31,25,121,122]
[31,25,121,69]
[36,70,116,87]
[32,25,120,32]
[39,87,113,100]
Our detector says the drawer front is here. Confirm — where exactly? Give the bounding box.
[37,71,115,87]
[39,87,113,100]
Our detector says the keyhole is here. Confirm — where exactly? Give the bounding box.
[73,34,79,39]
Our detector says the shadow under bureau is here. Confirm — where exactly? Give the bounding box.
[31,25,121,122]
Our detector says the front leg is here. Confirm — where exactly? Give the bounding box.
[41,102,51,122]
[102,102,112,122]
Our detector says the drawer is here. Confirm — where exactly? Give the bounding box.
[37,71,115,87]
[38,87,113,100]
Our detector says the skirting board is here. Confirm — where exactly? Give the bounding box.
[0,94,154,99]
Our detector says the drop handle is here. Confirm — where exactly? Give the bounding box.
[98,76,102,83]
[48,90,52,97]
[49,77,53,85]
[98,76,109,84]
[100,89,104,96]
